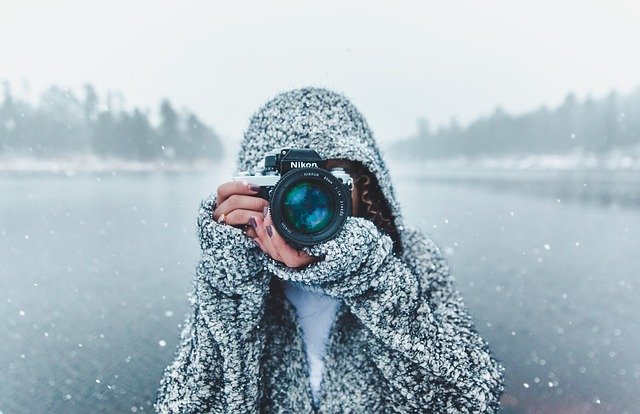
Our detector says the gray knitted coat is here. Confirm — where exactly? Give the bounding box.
[154,87,505,413]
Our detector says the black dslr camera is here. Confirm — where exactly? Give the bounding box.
[233,148,353,246]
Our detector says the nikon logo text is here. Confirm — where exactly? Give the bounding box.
[290,161,318,168]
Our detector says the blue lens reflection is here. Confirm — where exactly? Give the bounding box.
[283,181,334,234]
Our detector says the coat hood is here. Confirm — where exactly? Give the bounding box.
[234,87,406,240]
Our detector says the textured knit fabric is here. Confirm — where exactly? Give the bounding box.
[283,280,341,404]
[154,87,505,413]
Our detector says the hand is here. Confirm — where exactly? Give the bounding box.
[212,180,268,237]
[258,217,393,299]
[249,211,320,269]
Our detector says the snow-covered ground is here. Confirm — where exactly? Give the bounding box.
[0,154,227,174]
[390,149,640,172]
[2,150,640,185]
[383,150,640,190]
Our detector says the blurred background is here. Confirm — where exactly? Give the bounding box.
[1,1,639,413]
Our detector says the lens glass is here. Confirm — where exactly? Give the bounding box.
[282,180,335,234]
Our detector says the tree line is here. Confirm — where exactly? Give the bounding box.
[390,87,640,159]
[0,81,223,162]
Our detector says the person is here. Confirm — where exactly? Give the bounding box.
[154,87,505,413]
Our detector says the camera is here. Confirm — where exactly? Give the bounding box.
[233,148,353,246]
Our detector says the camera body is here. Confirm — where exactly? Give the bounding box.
[233,148,353,246]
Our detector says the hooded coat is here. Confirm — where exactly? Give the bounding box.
[154,87,505,413]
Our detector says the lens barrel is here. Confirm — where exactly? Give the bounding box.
[269,167,350,246]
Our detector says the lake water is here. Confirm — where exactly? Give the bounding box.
[0,165,639,413]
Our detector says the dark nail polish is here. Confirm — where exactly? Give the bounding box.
[263,206,269,218]
[251,238,261,247]
[266,225,273,238]
[249,183,261,192]
[248,217,257,228]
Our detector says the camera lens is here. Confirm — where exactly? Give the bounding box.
[269,167,350,246]
[282,180,335,234]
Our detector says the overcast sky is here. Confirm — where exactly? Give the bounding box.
[1,0,639,144]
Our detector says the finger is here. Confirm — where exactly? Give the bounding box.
[243,226,257,239]
[213,194,268,220]
[267,219,312,268]
[246,217,267,253]
[252,216,283,262]
[224,209,265,226]
[263,215,312,268]
[216,180,260,206]
[250,235,265,251]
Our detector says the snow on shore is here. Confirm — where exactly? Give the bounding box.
[1,150,640,175]
[435,150,638,171]
[388,150,640,177]
[0,154,226,174]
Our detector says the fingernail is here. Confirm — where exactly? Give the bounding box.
[248,183,260,193]
[263,206,269,217]
[251,238,261,248]
[248,217,257,228]
[266,225,273,238]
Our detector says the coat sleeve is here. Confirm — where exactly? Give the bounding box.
[266,217,505,413]
[154,192,270,414]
